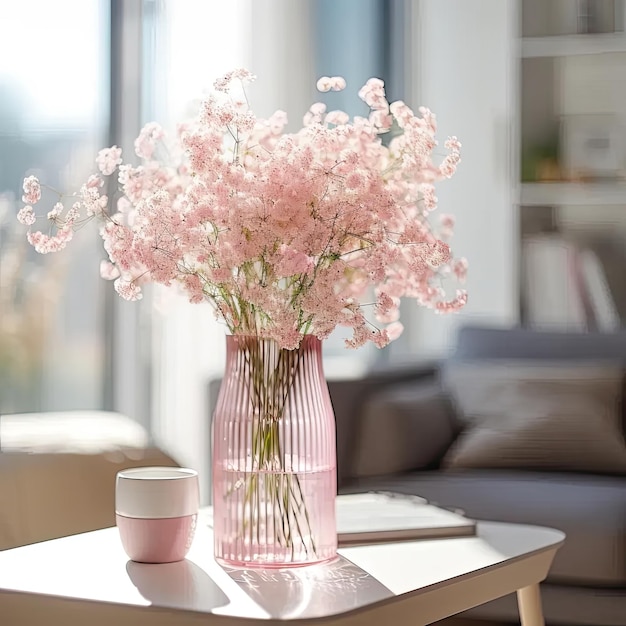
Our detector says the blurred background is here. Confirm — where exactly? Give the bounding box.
[2,0,626,483]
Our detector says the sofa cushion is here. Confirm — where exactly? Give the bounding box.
[441,361,626,474]
[452,325,626,361]
[323,363,439,487]
[449,324,626,432]
[343,469,626,588]
[351,380,457,478]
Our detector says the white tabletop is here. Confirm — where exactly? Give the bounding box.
[0,516,564,625]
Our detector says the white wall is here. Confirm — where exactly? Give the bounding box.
[410,0,520,356]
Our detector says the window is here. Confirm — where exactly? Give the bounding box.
[0,0,109,414]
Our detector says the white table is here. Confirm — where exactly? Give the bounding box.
[0,513,564,626]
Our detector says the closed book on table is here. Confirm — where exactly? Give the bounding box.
[336,492,476,546]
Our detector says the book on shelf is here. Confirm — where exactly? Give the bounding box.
[522,235,587,331]
[336,492,476,546]
[577,248,620,332]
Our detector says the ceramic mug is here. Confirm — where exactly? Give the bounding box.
[115,466,199,563]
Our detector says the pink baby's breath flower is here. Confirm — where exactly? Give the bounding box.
[385,321,404,341]
[19,68,466,350]
[439,160,459,178]
[81,184,108,217]
[17,205,36,226]
[26,226,73,254]
[445,136,462,152]
[303,102,327,126]
[309,102,326,115]
[418,106,437,132]
[214,68,255,93]
[374,292,400,323]
[96,146,122,176]
[438,138,462,178]
[22,176,41,205]
[235,111,256,133]
[345,172,363,189]
[65,202,81,224]
[436,289,468,313]
[374,291,395,316]
[114,278,143,301]
[181,274,205,304]
[421,184,438,211]
[439,213,456,239]
[135,122,164,159]
[213,72,233,92]
[329,76,346,91]
[316,76,332,92]
[268,110,288,134]
[100,260,120,280]
[389,101,414,128]
[369,109,393,130]
[324,110,349,126]
[358,77,388,111]
[86,174,104,189]
[117,197,132,213]
[427,240,451,267]
[232,68,256,83]
[277,245,315,277]
[47,202,63,220]
[439,214,455,229]
[453,258,469,282]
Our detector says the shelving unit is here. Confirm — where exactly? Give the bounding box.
[519,2,626,210]
[522,32,626,57]
[519,0,626,329]
[521,182,626,206]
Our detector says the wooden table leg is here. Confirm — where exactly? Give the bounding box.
[517,584,545,626]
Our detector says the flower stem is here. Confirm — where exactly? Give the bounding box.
[233,338,317,559]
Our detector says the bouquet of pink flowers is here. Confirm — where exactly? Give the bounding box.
[19,69,466,350]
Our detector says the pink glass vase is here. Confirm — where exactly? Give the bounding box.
[212,335,337,568]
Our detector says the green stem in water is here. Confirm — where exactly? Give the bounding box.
[233,338,317,559]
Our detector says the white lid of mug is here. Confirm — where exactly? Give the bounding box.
[115,467,199,519]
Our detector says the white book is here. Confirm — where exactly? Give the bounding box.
[336,492,476,546]
[522,235,587,331]
[577,248,620,332]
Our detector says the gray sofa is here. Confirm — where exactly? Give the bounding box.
[330,325,626,626]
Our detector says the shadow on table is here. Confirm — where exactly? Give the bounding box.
[225,555,394,619]
[126,559,229,612]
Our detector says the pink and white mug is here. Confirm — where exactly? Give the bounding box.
[115,467,199,564]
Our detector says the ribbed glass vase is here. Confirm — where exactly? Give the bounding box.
[212,335,337,567]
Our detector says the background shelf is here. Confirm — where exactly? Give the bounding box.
[521,182,626,206]
[522,33,626,57]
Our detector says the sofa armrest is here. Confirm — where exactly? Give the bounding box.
[0,411,180,550]
[328,360,441,486]
[0,447,178,551]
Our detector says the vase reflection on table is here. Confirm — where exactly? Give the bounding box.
[213,335,337,567]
